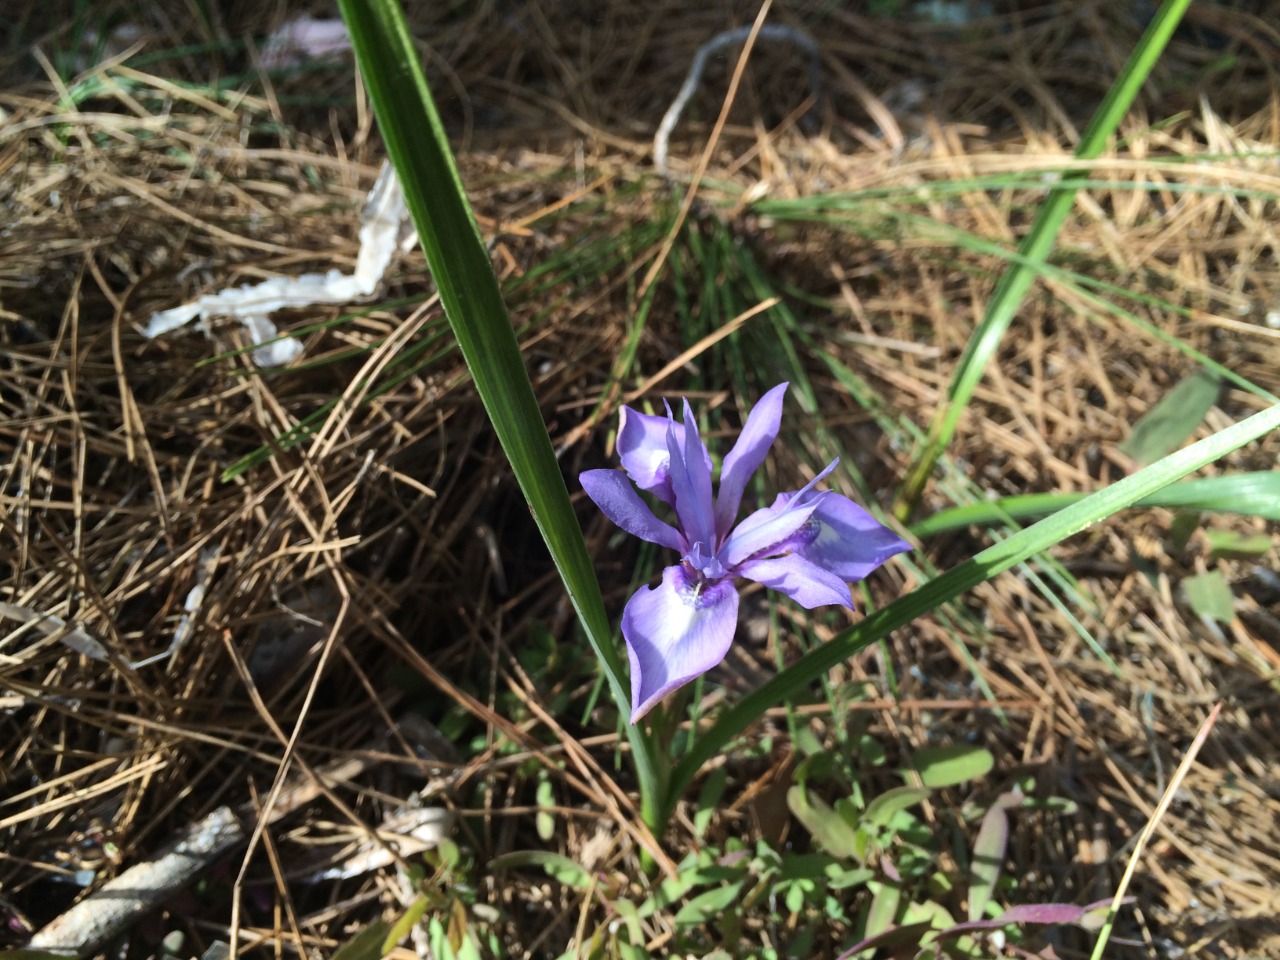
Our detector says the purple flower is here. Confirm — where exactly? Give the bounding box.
[581,383,911,722]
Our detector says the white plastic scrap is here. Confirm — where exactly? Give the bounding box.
[127,544,222,670]
[303,806,455,882]
[653,23,821,176]
[0,602,110,662]
[143,162,417,366]
[913,0,994,25]
[260,15,352,70]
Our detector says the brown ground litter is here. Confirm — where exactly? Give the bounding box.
[3,1,1279,957]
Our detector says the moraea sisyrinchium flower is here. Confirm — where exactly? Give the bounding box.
[581,383,910,722]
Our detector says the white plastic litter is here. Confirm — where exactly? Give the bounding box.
[0,602,110,662]
[260,15,352,70]
[303,805,455,882]
[143,162,417,366]
[653,24,820,176]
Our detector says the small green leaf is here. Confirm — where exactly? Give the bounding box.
[694,767,728,839]
[787,786,861,859]
[909,745,994,788]
[636,853,708,918]
[1119,367,1221,465]
[426,917,448,960]
[434,837,460,871]
[1183,570,1235,623]
[861,880,903,953]
[332,922,394,960]
[928,871,954,898]
[834,797,863,827]
[674,882,744,926]
[384,897,432,955]
[901,897,956,940]
[853,823,876,864]
[611,899,645,945]
[906,898,977,955]
[794,748,836,785]
[969,792,1021,922]
[778,853,838,881]
[826,864,875,890]
[863,786,931,828]
[535,778,555,842]
[1204,529,1273,558]
[794,726,826,757]
[855,733,887,766]
[489,851,594,890]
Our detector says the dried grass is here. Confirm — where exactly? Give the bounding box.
[2,1,1279,957]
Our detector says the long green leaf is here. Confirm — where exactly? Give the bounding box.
[894,0,1195,518]
[751,201,1274,406]
[337,0,664,827]
[911,471,1280,537]
[664,401,1280,819]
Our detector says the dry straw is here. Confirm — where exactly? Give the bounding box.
[2,1,1279,956]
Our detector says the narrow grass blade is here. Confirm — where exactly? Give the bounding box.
[337,0,664,827]
[911,471,1280,537]
[752,201,1274,405]
[665,401,1280,818]
[894,0,1195,519]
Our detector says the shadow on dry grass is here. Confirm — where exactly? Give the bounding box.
[2,1,1279,957]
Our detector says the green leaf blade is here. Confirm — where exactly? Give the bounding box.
[895,0,1198,516]
[337,0,663,828]
[908,745,994,789]
[666,401,1280,817]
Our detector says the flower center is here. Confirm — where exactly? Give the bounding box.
[684,541,727,583]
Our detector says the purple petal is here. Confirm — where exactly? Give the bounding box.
[738,553,853,609]
[621,565,739,721]
[617,405,709,505]
[580,470,685,552]
[728,458,841,549]
[713,382,788,537]
[666,401,717,549]
[790,493,911,581]
[719,488,830,569]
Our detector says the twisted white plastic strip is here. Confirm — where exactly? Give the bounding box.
[143,162,417,366]
[653,23,821,176]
